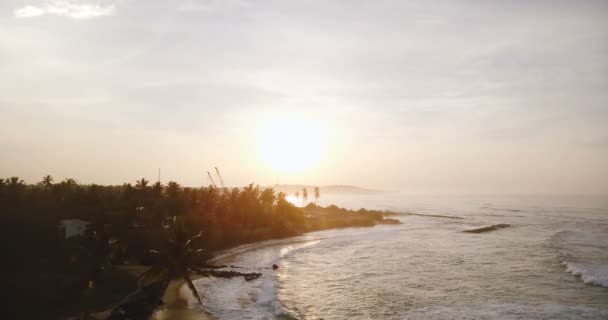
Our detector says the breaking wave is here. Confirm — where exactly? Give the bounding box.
[196,236,321,319]
[550,228,608,289]
[564,262,608,288]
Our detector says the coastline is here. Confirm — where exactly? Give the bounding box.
[148,234,329,319]
[145,205,400,319]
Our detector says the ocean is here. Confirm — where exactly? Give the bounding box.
[191,194,608,319]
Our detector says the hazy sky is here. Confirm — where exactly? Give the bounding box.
[1,0,607,194]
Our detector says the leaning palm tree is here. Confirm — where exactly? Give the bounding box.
[143,216,208,304]
[150,216,262,297]
[109,216,260,319]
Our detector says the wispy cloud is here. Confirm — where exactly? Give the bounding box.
[176,0,250,13]
[13,5,46,18]
[14,1,115,19]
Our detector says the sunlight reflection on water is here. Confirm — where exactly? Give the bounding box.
[197,195,608,320]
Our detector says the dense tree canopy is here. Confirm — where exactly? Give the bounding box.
[0,177,305,318]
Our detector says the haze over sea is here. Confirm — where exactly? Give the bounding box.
[191,193,608,320]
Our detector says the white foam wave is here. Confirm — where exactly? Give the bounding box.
[197,238,322,319]
[256,272,285,316]
[404,303,608,320]
[564,262,608,288]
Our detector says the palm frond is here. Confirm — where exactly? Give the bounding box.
[185,231,203,247]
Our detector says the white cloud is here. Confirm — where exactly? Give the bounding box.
[14,5,46,18]
[13,1,115,19]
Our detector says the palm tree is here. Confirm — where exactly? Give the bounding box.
[110,216,260,319]
[302,187,308,205]
[41,175,54,189]
[63,178,77,186]
[151,182,163,199]
[165,181,182,214]
[8,176,24,186]
[314,186,320,203]
[134,178,151,214]
[166,181,181,198]
[260,188,275,208]
[143,216,207,304]
[7,176,26,199]
[0,178,8,200]
[294,191,300,205]
[276,191,287,202]
[136,178,149,191]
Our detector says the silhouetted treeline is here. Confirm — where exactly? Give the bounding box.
[304,203,400,229]
[0,176,305,318]
[0,176,306,252]
[0,176,394,318]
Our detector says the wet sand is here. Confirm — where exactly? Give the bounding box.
[150,280,213,320]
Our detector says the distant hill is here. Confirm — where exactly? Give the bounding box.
[271,184,382,195]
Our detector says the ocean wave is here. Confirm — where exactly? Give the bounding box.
[463,223,511,233]
[481,205,526,213]
[403,303,608,320]
[210,235,324,265]
[198,237,322,319]
[564,262,608,288]
[256,271,285,316]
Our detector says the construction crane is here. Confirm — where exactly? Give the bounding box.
[214,167,225,188]
[207,171,217,188]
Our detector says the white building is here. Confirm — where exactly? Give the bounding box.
[59,219,90,239]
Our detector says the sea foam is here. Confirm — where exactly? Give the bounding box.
[198,237,321,319]
[564,262,608,288]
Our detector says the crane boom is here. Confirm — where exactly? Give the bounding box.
[215,167,225,188]
[207,171,217,188]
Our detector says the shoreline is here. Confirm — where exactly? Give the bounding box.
[150,279,214,320]
[148,234,329,319]
[148,205,402,320]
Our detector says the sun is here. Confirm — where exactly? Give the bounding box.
[258,116,325,174]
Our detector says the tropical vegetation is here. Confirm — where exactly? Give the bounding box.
[0,176,394,319]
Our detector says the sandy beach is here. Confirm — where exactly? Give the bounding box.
[150,280,213,320]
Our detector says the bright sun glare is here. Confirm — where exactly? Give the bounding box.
[258,117,325,174]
